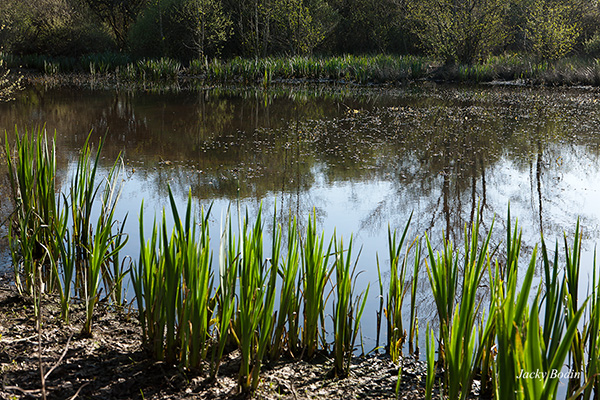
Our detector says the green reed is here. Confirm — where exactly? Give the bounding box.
[332,235,369,377]
[210,209,238,379]
[131,204,162,358]
[301,212,333,359]
[76,138,126,336]
[5,128,60,294]
[132,188,213,366]
[53,206,74,322]
[234,207,279,393]
[583,250,600,399]
[197,55,432,84]
[425,323,436,400]
[174,192,213,369]
[491,227,535,399]
[270,217,302,361]
[433,211,492,400]
[425,233,458,359]
[384,216,412,362]
[408,237,421,355]
[516,290,587,399]
[564,220,584,396]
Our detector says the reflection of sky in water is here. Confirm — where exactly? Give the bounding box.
[3,84,600,353]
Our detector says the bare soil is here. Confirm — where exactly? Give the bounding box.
[0,275,431,400]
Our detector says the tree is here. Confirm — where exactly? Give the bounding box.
[329,0,404,54]
[180,0,232,58]
[407,0,508,64]
[0,0,113,55]
[221,0,336,57]
[526,0,580,60]
[79,0,149,49]
[270,0,338,55]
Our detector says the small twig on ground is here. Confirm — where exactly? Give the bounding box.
[44,332,74,380]
[0,334,38,343]
[67,382,90,400]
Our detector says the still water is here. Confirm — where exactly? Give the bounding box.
[2,83,600,348]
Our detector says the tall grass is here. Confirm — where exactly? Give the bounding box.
[427,210,492,400]
[270,217,302,360]
[332,235,369,377]
[79,142,127,336]
[132,189,213,366]
[4,128,59,295]
[210,209,238,378]
[301,213,333,359]
[192,55,432,84]
[234,207,279,393]
[383,217,412,362]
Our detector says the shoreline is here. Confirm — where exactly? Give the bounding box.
[0,278,434,400]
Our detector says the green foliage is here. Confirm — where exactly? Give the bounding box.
[4,128,59,295]
[328,0,406,54]
[129,0,230,60]
[223,0,337,57]
[526,0,580,60]
[269,0,338,55]
[132,189,213,366]
[301,213,332,359]
[407,0,508,64]
[383,217,412,362]
[179,0,232,59]
[79,0,148,50]
[5,129,127,331]
[0,61,19,102]
[0,0,114,56]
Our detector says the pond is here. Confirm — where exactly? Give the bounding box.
[2,82,600,350]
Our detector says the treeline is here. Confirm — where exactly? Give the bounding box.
[1,0,600,64]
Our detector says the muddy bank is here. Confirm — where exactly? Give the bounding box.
[0,276,432,400]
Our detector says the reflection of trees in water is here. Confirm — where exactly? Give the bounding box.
[3,84,600,246]
[349,88,600,253]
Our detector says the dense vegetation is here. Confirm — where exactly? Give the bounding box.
[1,0,600,65]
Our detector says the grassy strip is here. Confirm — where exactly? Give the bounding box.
[10,51,600,86]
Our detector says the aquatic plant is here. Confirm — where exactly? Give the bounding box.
[234,207,279,393]
[270,217,302,360]
[425,324,436,400]
[408,237,421,354]
[132,189,213,366]
[384,217,412,362]
[301,212,333,359]
[332,235,369,377]
[4,128,60,294]
[431,211,492,400]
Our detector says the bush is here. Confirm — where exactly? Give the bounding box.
[0,0,115,56]
[584,31,600,57]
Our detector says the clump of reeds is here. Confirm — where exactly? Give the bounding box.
[332,235,369,377]
[5,128,128,332]
[301,213,333,359]
[132,188,213,366]
[5,127,59,295]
